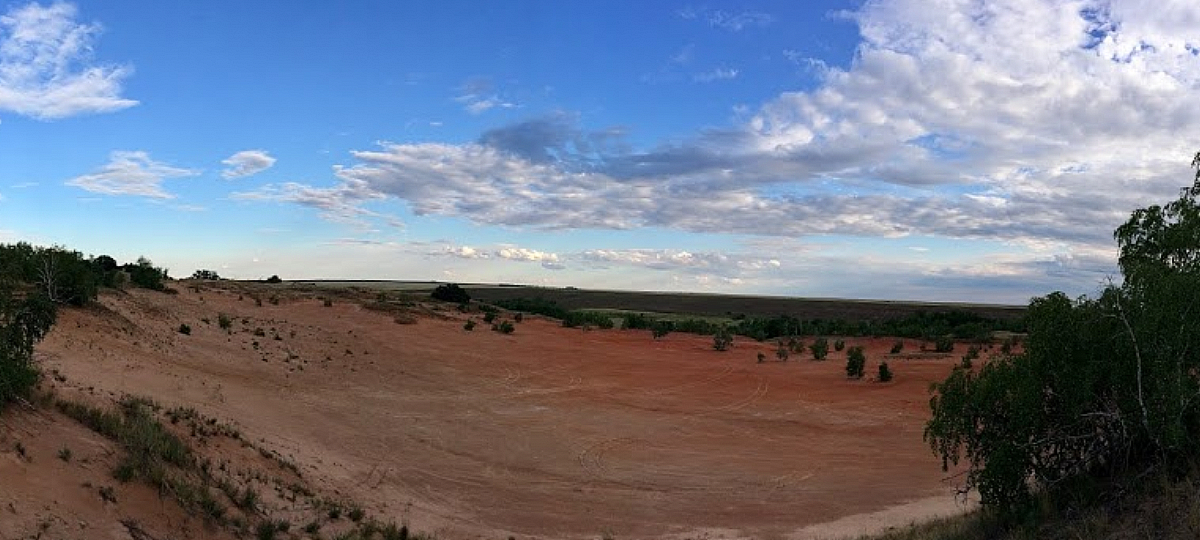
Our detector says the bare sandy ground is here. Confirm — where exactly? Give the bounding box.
[8,284,980,539]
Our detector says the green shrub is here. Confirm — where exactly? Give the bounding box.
[178,323,191,335]
[217,313,232,331]
[934,336,955,353]
[846,346,866,378]
[483,311,496,323]
[775,341,789,362]
[463,319,476,331]
[809,337,829,360]
[713,327,734,351]
[878,362,893,382]
[834,339,846,352]
[890,340,904,354]
[651,320,673,339]
[756,352,766,363]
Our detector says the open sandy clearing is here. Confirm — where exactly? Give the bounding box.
[29,285,974,539]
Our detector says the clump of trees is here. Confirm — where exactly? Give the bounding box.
[191,269,221,280]
[431,283,470,304]
[925,153,1200,513]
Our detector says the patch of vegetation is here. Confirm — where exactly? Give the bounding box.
[191,269,221,280]
[809,337,829,361]
[463,319,476,331]
[834,338,846,352]
[878,361,893,382]
[178,323,192,335]
[923,153,1200,524]
[431,283,470,304]
[218,313,233,331]
[846,346,866,379]
[712,327,734,351]
[890,340,904,354]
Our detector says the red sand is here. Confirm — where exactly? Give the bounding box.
[12,286,978,539]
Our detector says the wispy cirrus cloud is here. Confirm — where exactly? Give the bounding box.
[66,151,197,199]
[221,150,276,179]
[454,77,517,115]
[0,2,136,120]
[678,7,775,31]
[693,67,739,82]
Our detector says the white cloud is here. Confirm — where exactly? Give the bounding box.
[66,151,198,199]
[454,77,517,115]
[0,2,136,120]
[221,150,276,179]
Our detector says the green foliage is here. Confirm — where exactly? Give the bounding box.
[493,320,515,334]
[834,339,846,352]
[178,323,191,335]
[561,310,614,329]
[127,257,169,291]
[846,346,866,378]
[493,297,568,319]
[0,289,56,408]
[431,283,471,304]
[191,269,221,280]
[463,319,476,331]
[878,361,893,382]
[925,153,1200,514]
[809,337,829,360]
[264,275,283,284]
[934,336,955,353]
[217,313,232,331]
[482,311,496,324]
[756,352,766,363]
[775,341,789,362]
[651,320,673,339]
[713,327,734,351]
[890,340,904,354]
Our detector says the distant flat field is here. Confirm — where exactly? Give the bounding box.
[283,281,1026,321]
[463,285,1026,321]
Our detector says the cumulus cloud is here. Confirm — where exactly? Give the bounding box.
[581,249,780,278]
[0,2,136,120]
[66,151,198,199]
[221,150,276,179]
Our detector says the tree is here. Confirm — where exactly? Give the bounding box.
[431,283,470,303]
[925,152,1200,512]
[846,346,866,378]
[264,274,283,284]
[713,327,734,351]
[0,290,56,408]
[126,257,168,291]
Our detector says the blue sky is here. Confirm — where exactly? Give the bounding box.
[2,0,1199,304]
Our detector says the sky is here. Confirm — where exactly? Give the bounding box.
[2,0,1199,304]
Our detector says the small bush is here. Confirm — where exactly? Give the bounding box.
[713,327,734,351]
[483,311,496,323]
[775,341,789,362]
[178,323,191,335]
[651,321,672,339]
[323,298,333,308]
[846,346,866,379]
[934,336,955,353]
[834,339,846,352]
[890,340,904,354]
[494,320,515,334]
[58,447,72,462]
[756,352,766,363]
[463,319,476,331]
[878,361,893,382]
[264,275,282,284]
[514,312,523,323]
[217,313,232,331]
[809,337,829,360]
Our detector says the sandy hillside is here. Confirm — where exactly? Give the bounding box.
[2,283,981,540]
